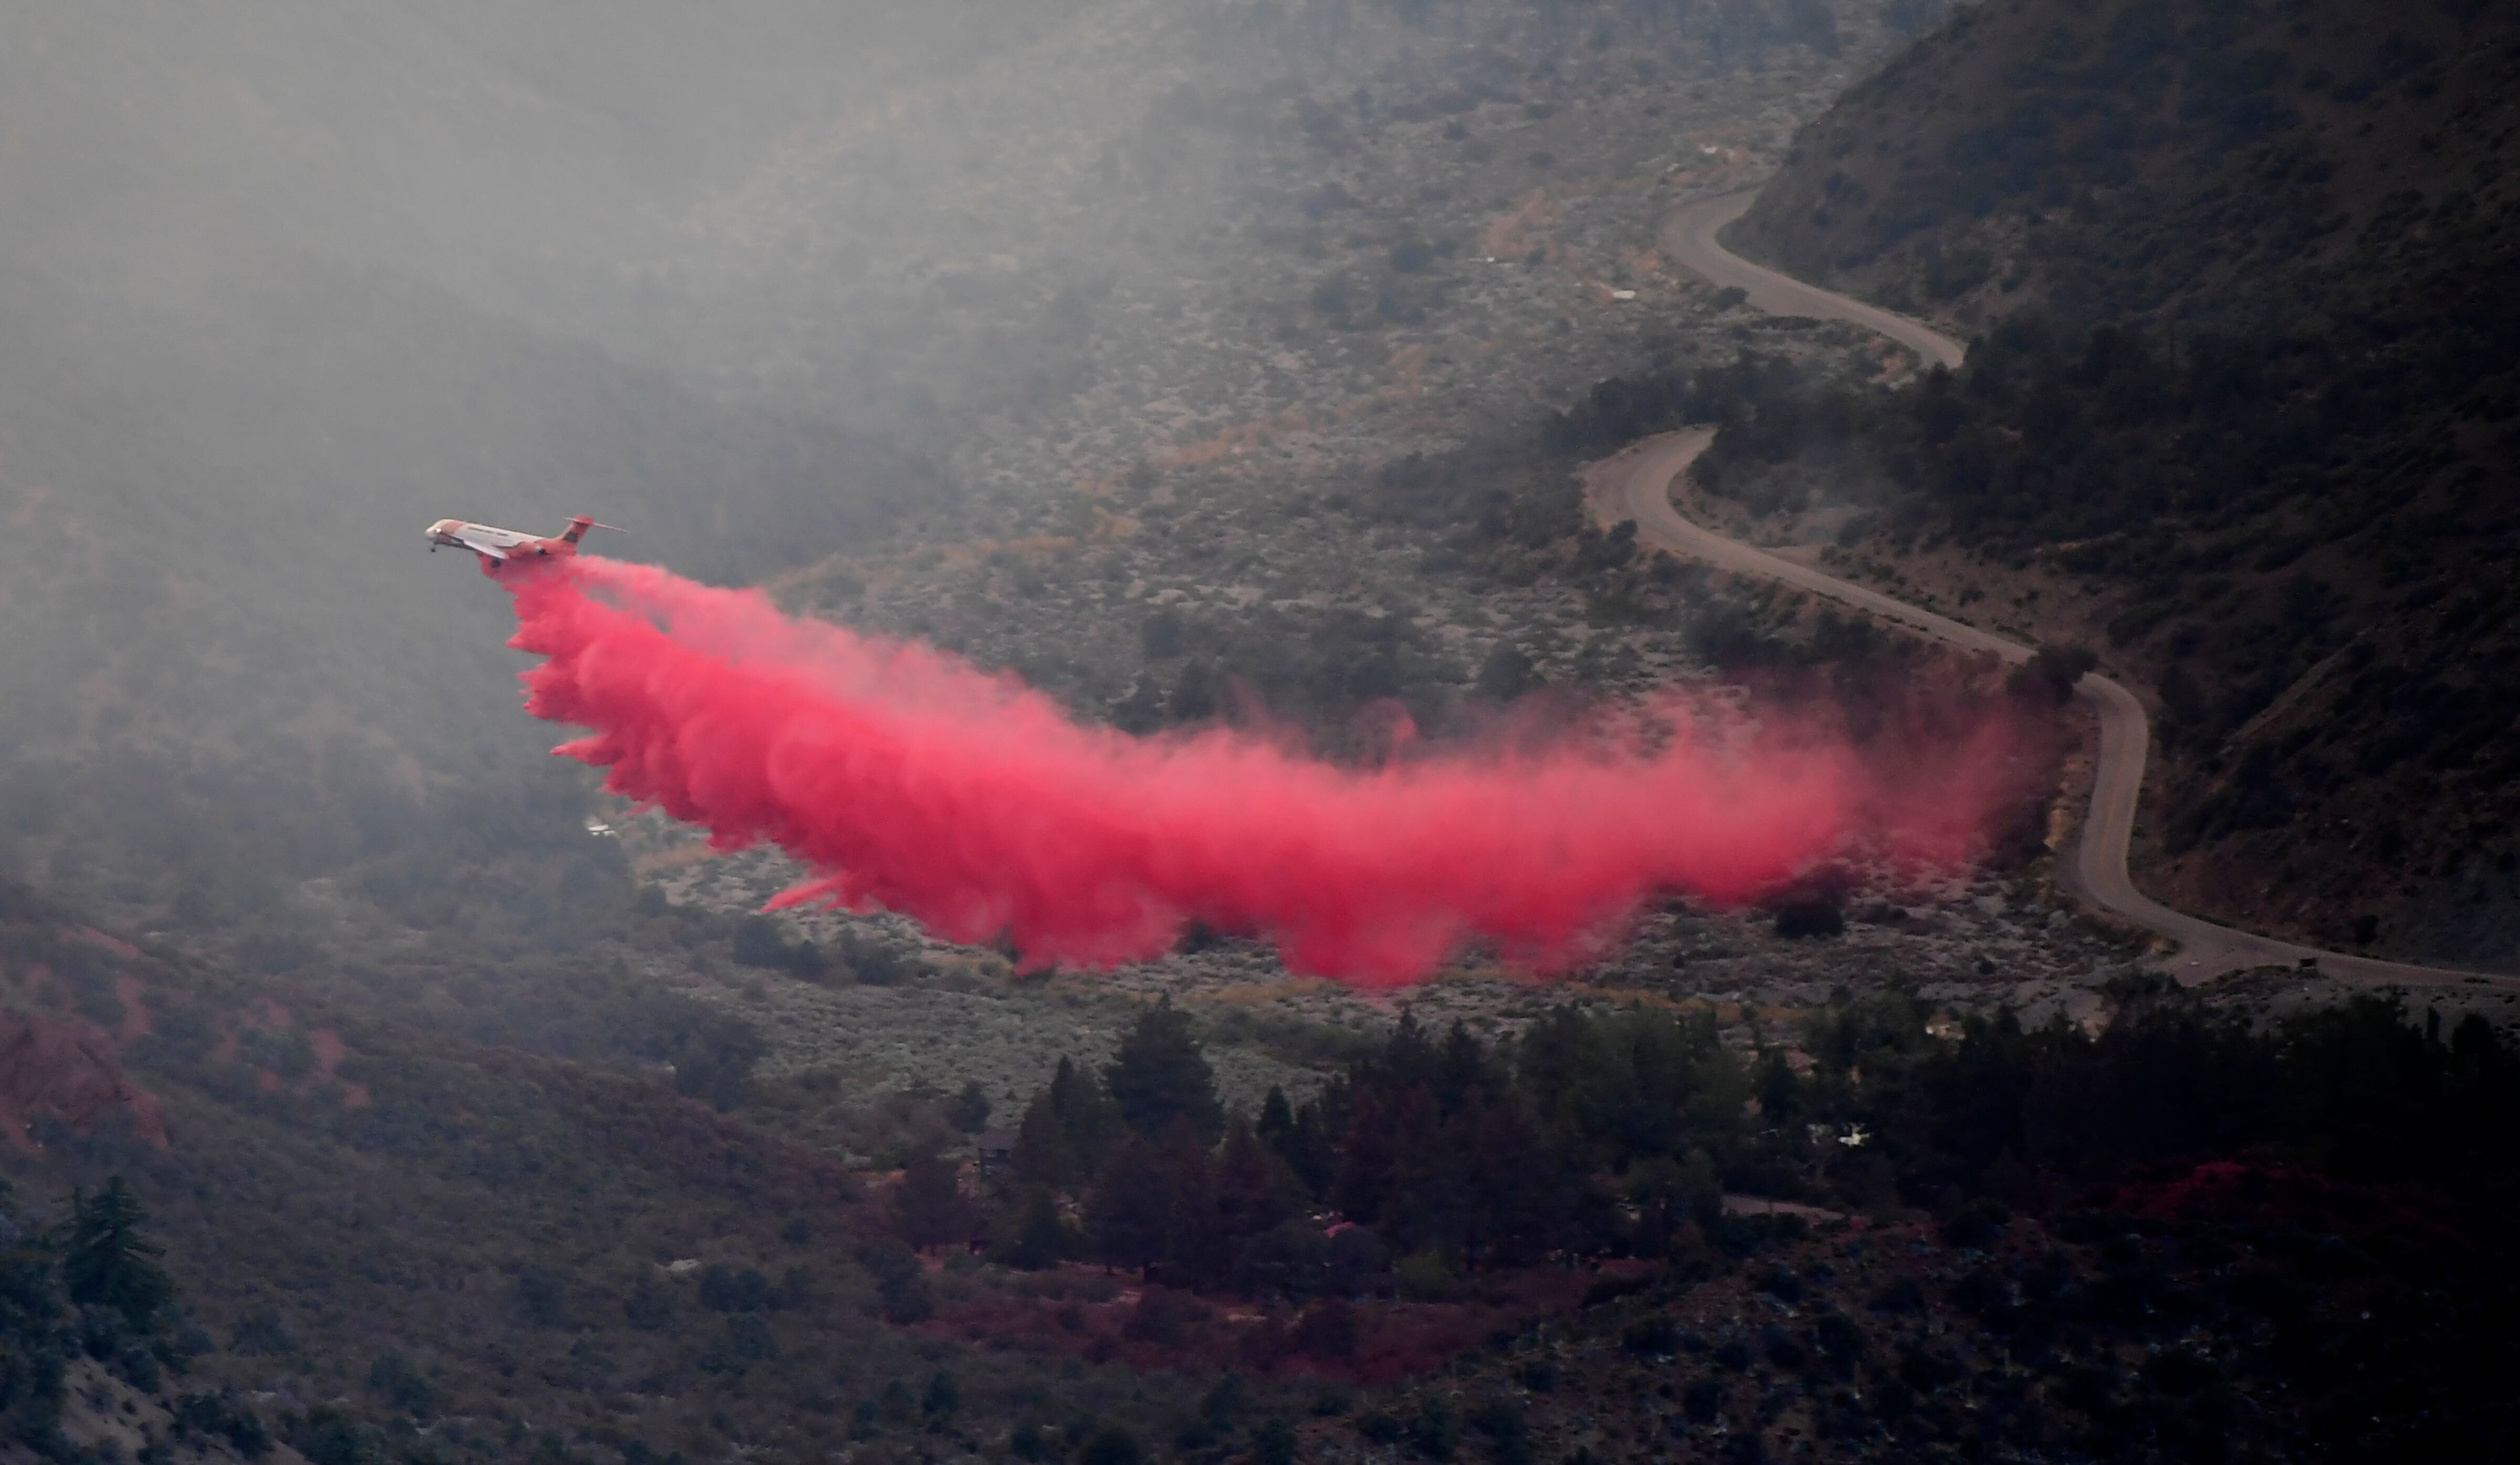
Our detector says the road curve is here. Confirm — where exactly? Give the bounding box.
[1612,189,2508,990]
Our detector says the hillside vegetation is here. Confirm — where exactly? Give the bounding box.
[1707,0,2519,964]
[14,859,2519,1462]
[0,873,1245,1463]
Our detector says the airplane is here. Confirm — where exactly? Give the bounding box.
[425,515,621,572]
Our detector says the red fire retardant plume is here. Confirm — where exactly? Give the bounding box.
[503,560,1972,987]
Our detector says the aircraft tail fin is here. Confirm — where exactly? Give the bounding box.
[561,516,625,545]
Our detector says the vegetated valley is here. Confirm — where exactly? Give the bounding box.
[1,1,2515,1462]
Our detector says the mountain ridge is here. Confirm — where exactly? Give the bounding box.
[1699,0,2520,966]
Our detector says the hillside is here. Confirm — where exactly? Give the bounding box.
[21,2,2520,1456]
[0,0,2000,1105]
[1727,0,2515,335]
[1705,0,2520,966]
[0,873,1256,1462]
[0,0,1920,968]
[12,871,2520,1463]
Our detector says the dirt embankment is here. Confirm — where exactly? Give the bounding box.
[0,1004,167,1152]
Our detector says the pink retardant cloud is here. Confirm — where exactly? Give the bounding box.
[502,559,2001,987]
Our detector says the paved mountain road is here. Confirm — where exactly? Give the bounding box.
[1605,189,2508,990]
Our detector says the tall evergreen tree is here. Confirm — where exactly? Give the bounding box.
[1256,1086,1296,1152]
[1152,1119,1227,1285]
[948,1080,992,1134]
[1106,1002,1222,1142]
[1086,1136,1174,1272]
[1014,1084,1078,1191]
[1005,1188,1068,1271]
[1214,1117,1299,1242]
[1379,1085,1452,1249]
[61,1176,172,1329]
[1332,1089,1398,1227]
[896,1149,973,1251]
[1050,1056,1123,1174]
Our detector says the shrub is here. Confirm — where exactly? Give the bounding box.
[228,1307,298,1356]
[1410,1399,1461,1460]
[174,1390,273,1460]
[623,1272,675,1331]
[2009,643,2097,705]
[1395,1250,1458,1303]
[1898,1343,1961,1391]
[1762,1327,1808,1370]
[1467,1399,1528,1464]
[1079,1425,1146,1465]
[1294,1297,1359,1359]
[1388,238,1438,274]
[1773,898,1846,938]
[1939,1199,2010,1249]
[880,1272,933,1325]
[288,1406,381,1465]
[1122,1287,1210,1347]
[1815,1310,1865,1362]
[698,1265,774,1313]
[1621,1316,1679,1356]
[1580,1272,1651,1309]
[365,1349,438,1417]
[1256,1417,1299,1465]
[511,1264,570,1328]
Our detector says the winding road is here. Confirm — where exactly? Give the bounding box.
[1609,188,2504,989]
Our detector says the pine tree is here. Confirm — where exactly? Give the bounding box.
[948,1080,992,1134]
[1106,1002,1222,1142]
[1379,1086,1451,1251]
[1013,1086,1076,1191]
[1049,1056,1122,1175]
[61,1176,172,1329]
[1215,1117,1299,1242]
[896,1149,972,1251]
[1435,1021,1494,1116]
[1332,1089,1398,1228]
[1086,1136,1172,1272]
[1258,1085,1334,1198]
[1257,1086,1296,1152]
[1005,1188,1068,1271]
[1152,1119,1226,1286]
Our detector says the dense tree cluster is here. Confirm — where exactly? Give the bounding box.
[986,991,2520,1302]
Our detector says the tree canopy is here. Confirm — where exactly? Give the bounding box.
[1105,1002,1222,1143]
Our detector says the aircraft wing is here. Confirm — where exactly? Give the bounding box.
[449,527,518,560]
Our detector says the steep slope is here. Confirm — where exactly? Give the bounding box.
[0,874,1215,1462]
[1703,0,2520,965]
[1728,0,2517,333]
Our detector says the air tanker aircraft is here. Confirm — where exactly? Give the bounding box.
[425,516,620,572]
